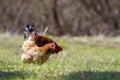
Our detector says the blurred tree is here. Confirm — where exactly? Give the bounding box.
[0,0,120,36]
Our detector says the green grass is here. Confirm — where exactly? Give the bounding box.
[0,34,120,80]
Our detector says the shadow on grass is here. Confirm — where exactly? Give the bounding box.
[0,70,29,80]
[55,71,120,80]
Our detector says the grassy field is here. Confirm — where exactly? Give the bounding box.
[0,34,120,80]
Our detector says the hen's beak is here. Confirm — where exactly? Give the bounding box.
[56,46,62,53]
[58,46,62,51]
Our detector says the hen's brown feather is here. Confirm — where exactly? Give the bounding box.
[32,33,62,53]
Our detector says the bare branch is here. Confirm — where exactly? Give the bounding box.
[42,27,48,36]
[52,0,63,35]
[12,4,26,33]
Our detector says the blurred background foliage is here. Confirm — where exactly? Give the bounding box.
[0,0,120,36]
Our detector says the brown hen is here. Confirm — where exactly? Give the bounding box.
[21,24,62,64]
